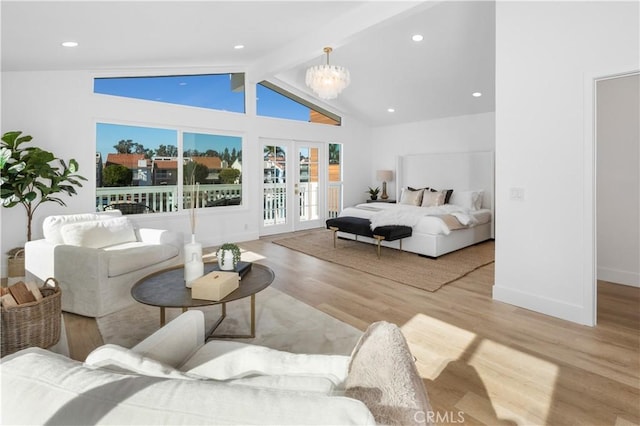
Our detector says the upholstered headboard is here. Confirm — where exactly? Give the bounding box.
[396,150,495,214]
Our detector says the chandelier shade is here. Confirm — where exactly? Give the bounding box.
[305,47,350,100]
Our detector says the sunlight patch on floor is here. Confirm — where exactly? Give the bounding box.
[401,313,559,425]
[467,338,559,424]
[401,314,477,380]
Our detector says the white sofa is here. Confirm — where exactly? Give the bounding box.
[0,311,433,425]
[25,211,182,317]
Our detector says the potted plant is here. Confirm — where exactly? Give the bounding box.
[367,186,380,201]
[217,243,241,271]
[1,131,87,242]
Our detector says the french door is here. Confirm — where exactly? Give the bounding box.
[261,139,326,235]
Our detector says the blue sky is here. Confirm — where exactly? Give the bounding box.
[94,73,311,122]
[96,123,241,160]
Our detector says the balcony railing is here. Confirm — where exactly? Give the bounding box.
[96,184,242,213]
[96,182,342,219]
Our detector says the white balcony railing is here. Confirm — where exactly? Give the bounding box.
[96,184,242,212]
[96,182,342,220]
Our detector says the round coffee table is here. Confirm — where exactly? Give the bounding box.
[131,262,274,339]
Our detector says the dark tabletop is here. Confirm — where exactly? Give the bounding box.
[131,262,275,308]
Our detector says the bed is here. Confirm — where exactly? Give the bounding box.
[337,151,494,258]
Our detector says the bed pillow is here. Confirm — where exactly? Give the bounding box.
[450,190,484,211]
[345,321,432,426]
[399,188,424,206]
[440,189,454,204]
[421,190,445,207]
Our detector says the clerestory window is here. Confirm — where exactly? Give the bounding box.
[257,81,341,126]
[94,73,245,113]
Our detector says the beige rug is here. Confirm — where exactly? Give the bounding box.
[273,229,495,292]
[97,286,362,356]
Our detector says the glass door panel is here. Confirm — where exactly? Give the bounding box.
[261,140,325,235]
[263,144,288,231]
[294,143,324,230]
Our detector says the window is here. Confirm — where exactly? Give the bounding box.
[96,123,243,213]
[257,81,341,125]
[94,74,245,113]
[183,132,242,208]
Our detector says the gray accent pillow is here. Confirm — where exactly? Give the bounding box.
[345,321,433,426]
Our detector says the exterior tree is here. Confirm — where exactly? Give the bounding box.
[156,145,178,157]
[0,131,87,241]
[219,168,240,184]
[103,164,132,187]
[183,161,208,184]
[113,139,134,154]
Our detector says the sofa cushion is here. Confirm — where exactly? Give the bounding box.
[345,321,433,426]
[1,348,376,425]
[43,212,122,244]
[85,344,196,380]
[227,375,336,394]
[60,216,137,249]
[181,340,350,387]
[103,242,180,277]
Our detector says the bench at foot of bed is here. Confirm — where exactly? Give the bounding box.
[325,217,412,258]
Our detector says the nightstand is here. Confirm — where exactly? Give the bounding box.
[366,199,396,203]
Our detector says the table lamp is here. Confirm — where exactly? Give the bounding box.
[376,170,394,200]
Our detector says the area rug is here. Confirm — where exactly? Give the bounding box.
[273,229,495,292]
[97,286,362,356]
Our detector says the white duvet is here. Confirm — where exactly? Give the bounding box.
[339,203,491,236]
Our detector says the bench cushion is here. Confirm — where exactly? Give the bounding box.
[326,217,374,238]
[326,217,412,241]
[371,225,412,241]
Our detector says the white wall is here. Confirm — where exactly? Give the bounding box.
[0,69,372,277]
[370,112,495,200]
[494,1,640,325]
[597,74,640,287]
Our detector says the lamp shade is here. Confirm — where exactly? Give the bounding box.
[376,170,393,182]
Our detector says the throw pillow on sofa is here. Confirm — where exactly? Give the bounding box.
[60,216,137,249]
[85,344,195,380]
[345,321,433,426]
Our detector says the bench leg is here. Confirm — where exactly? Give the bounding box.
[400,239,403,251]
[329,227,339,248]
[373,235,385,259]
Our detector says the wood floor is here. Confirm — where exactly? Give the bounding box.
[63,234,640,426]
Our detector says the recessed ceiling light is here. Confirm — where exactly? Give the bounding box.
[472,92,482,97]
[234,44,245,50]
[61,41,78,48]
[387,108,395,113]
[411,34,423,42]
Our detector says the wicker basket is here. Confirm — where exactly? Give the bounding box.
[7,249,25,279]
[1,278,62,357]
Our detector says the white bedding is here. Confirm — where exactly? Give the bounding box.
[340,203,492,236]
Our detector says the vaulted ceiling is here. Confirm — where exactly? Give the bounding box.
[1,1,495,126]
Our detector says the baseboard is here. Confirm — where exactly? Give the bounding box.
[492,286,594,326]
[597,267,639,287]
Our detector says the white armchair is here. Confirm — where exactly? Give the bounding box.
[25,212,182,317]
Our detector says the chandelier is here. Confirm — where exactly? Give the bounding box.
[305,47,351,100]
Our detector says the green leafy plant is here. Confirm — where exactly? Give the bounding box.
[218,243,241,269]
[1,131,87,241]
[367,186,380,200]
